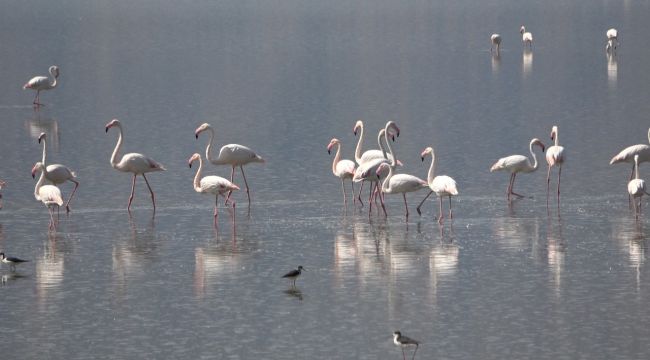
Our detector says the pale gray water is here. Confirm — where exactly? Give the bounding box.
[1,0,650,358]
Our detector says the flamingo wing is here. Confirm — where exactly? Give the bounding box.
[610,144,650,164]
[218,144,264,165]
[118,153,165,173]
[38,185,63,206]
[628,179,646,197]
[335,159,356,178]
[431,175,458,196]
[46,164,77,183]
[490,154,529,172]
[388,174,428,194]
[23,76,49,90]
[199,176,238,195]
[354,158,388,182]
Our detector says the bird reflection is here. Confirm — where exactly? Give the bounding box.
[546,221,566,296]
[36,231,65,309]
[607,52,618,88]
[1,272,28,286]
[493,212,540,251]
[26,113,59,148]
[283,287,303,301]
[111,216,157,299]
[334,232,357,284]
[352,220,389,282]
[613,219,647,291]
[491,51,501,73]
[523,49,533,76]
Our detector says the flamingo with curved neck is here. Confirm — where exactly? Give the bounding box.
[31,162,63,230]
[327,138,356,205]
[628,155,650,218]
[610,128,650,181]
[416,147,459,223]
[23,65,59,106]
[545,126,565,206]
[106,119,165,213]
[38,132,79,213]
[490,138,546,201]
[189,153,239,227]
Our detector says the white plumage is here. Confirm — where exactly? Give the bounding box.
[327,138,356,205]
[353,120,401,166]
[545,126,565,205]
[417,147,458,222]
[520,26,533,48]
[23,65,59,106]
[606,28,618,53]
[628,155,649,217]
[610,128,650,182]
[38,132,79,212]
[491,34,502,52]
[491,138,546,200]
[32,163,64,230]
[189,153,239,226]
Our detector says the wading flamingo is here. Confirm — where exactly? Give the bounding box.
[606,28,618,53]
[417,147,459,223]
[546,126,565,206]
[490,138,546,200]
[188,153,239,227]
[628,155,649,218]
[520,26,533,48]
[491,34,502,53]
[38,133,79,213]
[327,138,356,205]
[610,128,650,181]
[32,163,63,230]
[23,65,59,106]
[195,123,264,207]
[106,119,165,212]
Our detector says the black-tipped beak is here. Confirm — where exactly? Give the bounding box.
[32,173,35,179]
[105,127,109,133]
[38,138,42,144]
[189,163,192,168]
[328,149,331,155]
[421,157,425,162]
[195,134,199,139]
[391,135,395,142]
[353,130,357,136]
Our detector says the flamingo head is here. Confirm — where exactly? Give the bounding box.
[188,153,200,168]
[194,123,211,139]
[31,162,45,179]
[550,126,558,141]
[49,65,60,79]
[520,25,526,34]
[38,132,46,144]
[105,119,121,133]
[376,162,390,178]
[420,147,433,161]
[531,138,546,152]
[386,121,400,139]
[327,138,340,154]
[353,120,363,136]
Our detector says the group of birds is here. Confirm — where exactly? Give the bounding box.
[489,26,618,53]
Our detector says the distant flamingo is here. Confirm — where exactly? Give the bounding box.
[38,133,79,213]
[23,65,59,106]
[610,128,650,181]
[491,34,502,53]
[417,147,459,223]
[105,119,166,212]
[188,153,240,226]
[327,138,356,205]
[606,28,618,53]
[195,123,264,207]
[545,126,565,206]
[520,26,533,48]
[32,163,63,230]
[628,155,649,218]
[490,138,546,200]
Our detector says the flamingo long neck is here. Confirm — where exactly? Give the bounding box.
[381,165,394,193]
[553,130,559,146]
[427,151,436,185]
[378,129,389,160]
[646,128,650,145]
[354,122,364,164]
[332,143,342,175]
[41,137,47,165]
[110,125,124,169]
[193,157,204,192]
[49,68,58,89]
[34,170,45,200]
[203,126,221,164]
[529,142,539,170]
[383,127,397,167]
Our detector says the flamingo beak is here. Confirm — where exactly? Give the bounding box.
[421,156,425,162]
[328,149,331,155]
[31,169,36,179]
[189,163,192,168]
[105,125,110,133]
[232,184,240,191]
[195,133,199,139]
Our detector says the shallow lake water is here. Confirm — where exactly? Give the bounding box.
[1,0,650,358]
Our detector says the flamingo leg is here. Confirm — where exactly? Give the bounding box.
[357,181,364,207]
[449,195,453,219]
[48,207,55,230]
[368,181,374,214]
[351,179,356,205]
[127,174,137,212]
[403,193,409,220]
[239,165,251,206]
[506,173,514,200]
[510,173,524,198]
[546,164,552,206]
[629,165,635,209]
[378,183,387,217]
[225,166,237,205]
[340,178,347,205]
[33,90,41,106]
[214,194,219,228]
[412,344,418,360]
[142,173,156,213]
[438,195,444,224]
[416,191,433,216]
[557,165,562,204]
[65,179,79,213]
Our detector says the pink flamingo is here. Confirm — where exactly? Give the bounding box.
[188,153,240,227]
[195,123,264,207]
[545,126,565,206]
[23,65,59,106]
[610,128,650,181]
[32,163,63,230]
[327,138,356,205]
[38,133,79,213]
[629,155,650,218]
[490,138,546,200]
[417,147,459,223]
[520,26,533,48]
[606,28,618,53]
[105,119,165,212]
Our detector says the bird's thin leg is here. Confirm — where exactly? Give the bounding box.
[65,179,79,214]
[438,196,444,224]
[449,195,453,219]
[379,184,387,217]
[239,165,251,207]
[416,191,433,216]
[128,174,137,212]
[546,165,552,207]
[402,347,406,360]
[214,195,219,228]
[34,90,40,106]
[142,174,156,213]
[403,193,409,220]
[368,181,374,214]
[351,180,356,205]
[510,174,524,197]
[630,165,635,209]
[357,181,364,207]
[341,178,347,206]
[48,207,55,230]
[412,344,418,360]
[506,173,514,200]
[557,165,562,204]
[225,166,236,205]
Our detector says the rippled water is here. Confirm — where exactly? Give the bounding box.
[1,0,650,359]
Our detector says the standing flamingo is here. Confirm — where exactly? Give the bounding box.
[105,119,165,212]
[546,126,565,206]
[606,28,619,53]
[32,163,63,230]
[195,123,264,207]
[23,65,59,106]
[520,26,533,48]
[327,138,356,205]
[610,128,650,181]
[38,133,79,213]
[628,155,649,218]
[416,147,459,223]
[188,153,240,227]
[491,34,502,53]
[490,138,546,200]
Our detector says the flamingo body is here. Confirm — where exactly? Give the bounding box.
[32,163,63,229]
[417,147,458,222]
[606,28,618,52]
[23,65,59,105]
[189,153,239,226]
[491,34,502,52]
[610,128,650,181]
[520,26,533,48]
[38,133,79,212]
[628,155,650,217]
[546,126,565,205]
[491,138,545,200]
[328,138,356,205]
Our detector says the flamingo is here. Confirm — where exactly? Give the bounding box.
[520,26,533,48]
[37,133,79,213]
[546,126,565,205]
[606,28,618,53]
[327,138,356,205]
[188,153,240,226]
[491,34,502,53]
[105,119,165,212]
[195,123,264,207]
[628,155,650,218]
[23,65,59,106]
[416,147,459,223]
[610,128,650,181]
[32,163,64,230]
[490,138,546,200]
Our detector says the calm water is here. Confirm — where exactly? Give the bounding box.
[1,0,650,358]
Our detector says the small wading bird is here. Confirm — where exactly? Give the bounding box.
[490,138,546,201]
[393,331,420,360]
[327,138,356,205]
[606,28,618,53]
[490,33,502,53]
[188,153,239,227]
[23,65,59,106]
[416,147,458,223]
[32,163,64,230]
[106,119,166,213]
[545,126,565,206]
[520,25,533,48]
[282,265,304,287]
[628,155,649,218]
[195,123,264,207]
[38,133,79,213]
[0,253,29,272]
